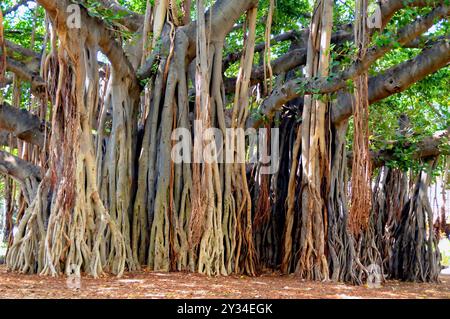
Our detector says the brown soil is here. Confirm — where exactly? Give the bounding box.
[0,265,449,299]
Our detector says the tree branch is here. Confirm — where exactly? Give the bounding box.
[332,38,450,123]
[139,0,259,79]
[94,0,144,32]
[0,150,42,183]
[252,38,449,128]
[3,39,43,92]
[0,102,46,148]
[223,28,354,92]
[371,128,449,167]
[223,29,307,70]
[223,0,438,72]
[257,5,449,125]
[3,40,44,93]
[5,57,46,95]
[224,48,307,92]
[36,0,140,93]
[380,0,440,28]
[3,0,34,15]
[5,40,41,61]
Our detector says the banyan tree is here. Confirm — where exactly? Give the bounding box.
[0,0,448,284]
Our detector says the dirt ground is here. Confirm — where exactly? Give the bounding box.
[0,265,449,299]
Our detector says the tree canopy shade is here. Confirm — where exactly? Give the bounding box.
[0,0,448,284]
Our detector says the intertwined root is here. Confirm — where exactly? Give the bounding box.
[4,0,444,284]
[390,165,441,282]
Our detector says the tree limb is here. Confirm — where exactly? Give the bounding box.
[5,57,46,95]
[253,37,449,128]
[224,48,307,92]
[380,0,440,28]
[0,102,46,148]
[3,0,34,15]
[332,38,450,123]
[36,0,140,93]
[223,0,438,71]
[5,40,41,61]
[139,0,259,79]
[223,29,307,69]
[257,5,449,125]
[94,0,144,32]
[0,150,42,183]
[371,129,449,167]
[3,40,44,92]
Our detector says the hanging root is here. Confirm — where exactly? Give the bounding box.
[0,9,6,85]
[349,0,372,237]
[390,160,441,282]
[292,0,333,281]
[6,175,50,274]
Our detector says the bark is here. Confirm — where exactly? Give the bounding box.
[224,6,258,275]
[5,57,46,95]
[390,160,441,282]
[0,150,41,183]
[327,120,364,283]
[257,2,450,126]
[349,0,372,236]
[1,0,447,285]
[0,9,5,85]
[257,38,450,127]
[6,0,134,277]
[0,102,46,148]
[281,0,334,280]
[140,0,259,276]
[372,166,408,272]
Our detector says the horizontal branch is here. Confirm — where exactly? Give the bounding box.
[251,37,449,129]
[5,57,46,94]
[332,38,450,123]
[95,0,144,32]
[3,41,46,94]
[229,31,443,94]
[257,5,449,125]
[380,0,440,29]
[223,0,438,73]
[223,29,307,69]
[0,102,46,148]
[0,150,42,183]
[5,40,41,61]
[224,48,307,92]
[3,0,34,15]
[36,0,140,92]
[223,27,355,92]
[371,129,449,167]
